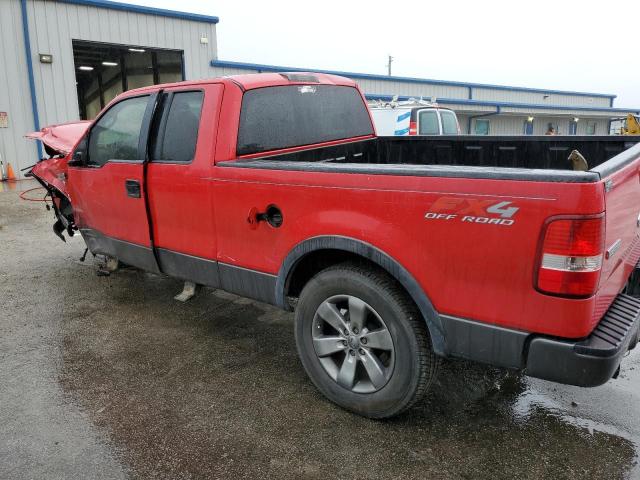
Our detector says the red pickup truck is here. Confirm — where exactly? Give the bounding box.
[29,72,640,418]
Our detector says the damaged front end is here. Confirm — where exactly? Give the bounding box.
[26,121,90,242]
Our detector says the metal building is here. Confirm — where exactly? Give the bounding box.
[210,60,640,138]
[1,0,218,179]
[2,0,639,180]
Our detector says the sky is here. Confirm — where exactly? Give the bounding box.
[128,0,640,108]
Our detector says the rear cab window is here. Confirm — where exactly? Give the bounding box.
[236,85,374,156]
[418,109,439,135]
[440,110,458,135]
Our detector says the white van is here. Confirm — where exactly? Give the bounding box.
[369,100,460,136]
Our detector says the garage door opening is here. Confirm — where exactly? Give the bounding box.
[72,40,184,119]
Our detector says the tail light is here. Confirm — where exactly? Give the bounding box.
[409,121,417,135]
[536,215,605,298]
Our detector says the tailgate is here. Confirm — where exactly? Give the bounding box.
[594,142,640,321]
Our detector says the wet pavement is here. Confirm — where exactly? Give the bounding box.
[1,182,639,479]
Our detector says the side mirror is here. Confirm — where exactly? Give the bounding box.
[67,150,84,167]
[67,137,88,167]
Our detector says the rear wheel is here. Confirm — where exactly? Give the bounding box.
[294,264,439,418]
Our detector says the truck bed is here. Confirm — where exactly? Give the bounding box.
[234,136,640,182]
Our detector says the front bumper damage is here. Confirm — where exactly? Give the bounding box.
[30,173,76,242]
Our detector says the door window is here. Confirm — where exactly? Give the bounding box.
[151,91,204,163]
[418,110,439,135]
[87,95,149,166]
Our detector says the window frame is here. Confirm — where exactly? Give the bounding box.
[148,89,205,165]
[84,92,155,168]
[586,122,597,135]
[474,118,490,135]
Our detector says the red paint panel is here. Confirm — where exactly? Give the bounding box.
[68,162,150,246]
[146,84,223,259]
[591,159,640,328]
[212,165,606,339]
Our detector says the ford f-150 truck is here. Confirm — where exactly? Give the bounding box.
[28,72,640,418]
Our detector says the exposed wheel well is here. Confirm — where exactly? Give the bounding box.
[277,237,447,356]
[285,250,412,311]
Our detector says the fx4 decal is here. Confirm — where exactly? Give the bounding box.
[424,197,519,226]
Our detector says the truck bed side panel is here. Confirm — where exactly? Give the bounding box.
[593,153,640,326]
[212,165,604,339]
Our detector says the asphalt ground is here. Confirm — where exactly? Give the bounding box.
[1,180,639,479]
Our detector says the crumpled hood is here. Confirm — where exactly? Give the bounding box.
[26,120,90,155]
[26,120,90,197]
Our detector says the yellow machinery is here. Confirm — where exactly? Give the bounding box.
[621,114,640,135]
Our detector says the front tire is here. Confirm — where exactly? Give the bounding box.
[294,263,439,418]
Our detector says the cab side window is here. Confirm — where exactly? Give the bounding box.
[150,91,204,163]
[87,95,149,166]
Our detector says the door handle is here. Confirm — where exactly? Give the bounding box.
[125,179,141,198]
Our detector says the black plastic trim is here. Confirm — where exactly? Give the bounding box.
[156,248,220,288]
[221,159,599,183]
[276,235,446,355]
[219,263,278,305]
[574,294,640,356]
[80,228,160,273]
[592,140,640,178]
[138,91,159,159]
[79,228,276,303]
[440,315,529,369]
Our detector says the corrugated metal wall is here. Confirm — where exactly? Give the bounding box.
[27,0,217,128]
[0,0,38,179]
[459,115,608,136]
[2,0,218,177]
[209,65,615,108]
[352,78,468,101]
[472,88,611,108]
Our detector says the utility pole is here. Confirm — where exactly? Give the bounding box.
[386,55,393,76]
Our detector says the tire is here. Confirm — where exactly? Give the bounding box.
[294,263,440,418]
